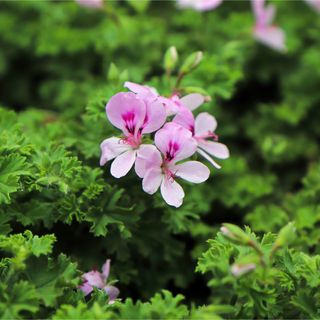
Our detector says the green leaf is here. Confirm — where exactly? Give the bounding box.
[0,154,31,204]
[0,281,39,319]
[25,254,78,307]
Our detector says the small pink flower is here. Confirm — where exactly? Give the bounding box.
[252,0,286,52]
[76,0,103,8]
[80,259,119,304]
[136,123,210,207]
[100,92,166,178]
[124,81,204,116]
[304,0,320,12]
[177,0,223,11]
[173,109,229,169]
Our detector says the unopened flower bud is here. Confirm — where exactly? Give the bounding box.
[231,263,256,277]
[164,46,179,72]
[220,224,252,245]
[273,222,296,249]
[180,51,203,74]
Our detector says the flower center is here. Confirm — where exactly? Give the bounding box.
[121,134,142,149]
[162,163,176,183]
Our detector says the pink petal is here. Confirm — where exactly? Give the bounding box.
[105,285,120,304]
[157,96,181,116]
[180,93,204,111]
[199,141,230,159]
[82,271,105,289]
[194,112,217,137]
[254,26,286,52]
[197,148,222,169]
[80,281,93,296]
[173,108,195,134]
[124,81,150,95]
[155,123,197,163]
[110,150,136,178]
[175,161,210,183]
[142,168,163,194]
[135,145,162,178]
[142,100,166,134]
[102,259,110,281]
[264,5,276,25]
[100,137,131,166]
[106,92,146,136]
[160,178,185,208]
[252,0,265,19]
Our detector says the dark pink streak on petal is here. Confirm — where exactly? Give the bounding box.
[165,141,180,162]
[122,111,136,134]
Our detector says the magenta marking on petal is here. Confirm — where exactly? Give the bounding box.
[196,131,219,142]
[122,111,136,134]
[165,141,180,161]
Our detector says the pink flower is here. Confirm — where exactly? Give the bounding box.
[124,81,204,116]
[173,109,229,169]
[305,0,320,12]
[100,92,166,178]
[252,0,286,52]
[76,0,103,8]
[136,123,210,207]
[177,0,223,11]
[80,259,119,304]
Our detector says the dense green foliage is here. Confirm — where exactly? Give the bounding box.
[0,0,320,318]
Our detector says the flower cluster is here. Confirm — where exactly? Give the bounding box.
[100,82,229,207]
[80,259,120,304]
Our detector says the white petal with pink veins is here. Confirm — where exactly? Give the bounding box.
[180,93,204,111]
[135,145,162,178]
[142,168,163,194]
[110,150,136,178]
[195,112,217,136]
[160,179,185,208]
[175,161,210,183]
[100,137,131,166]
[199,140,230,159]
